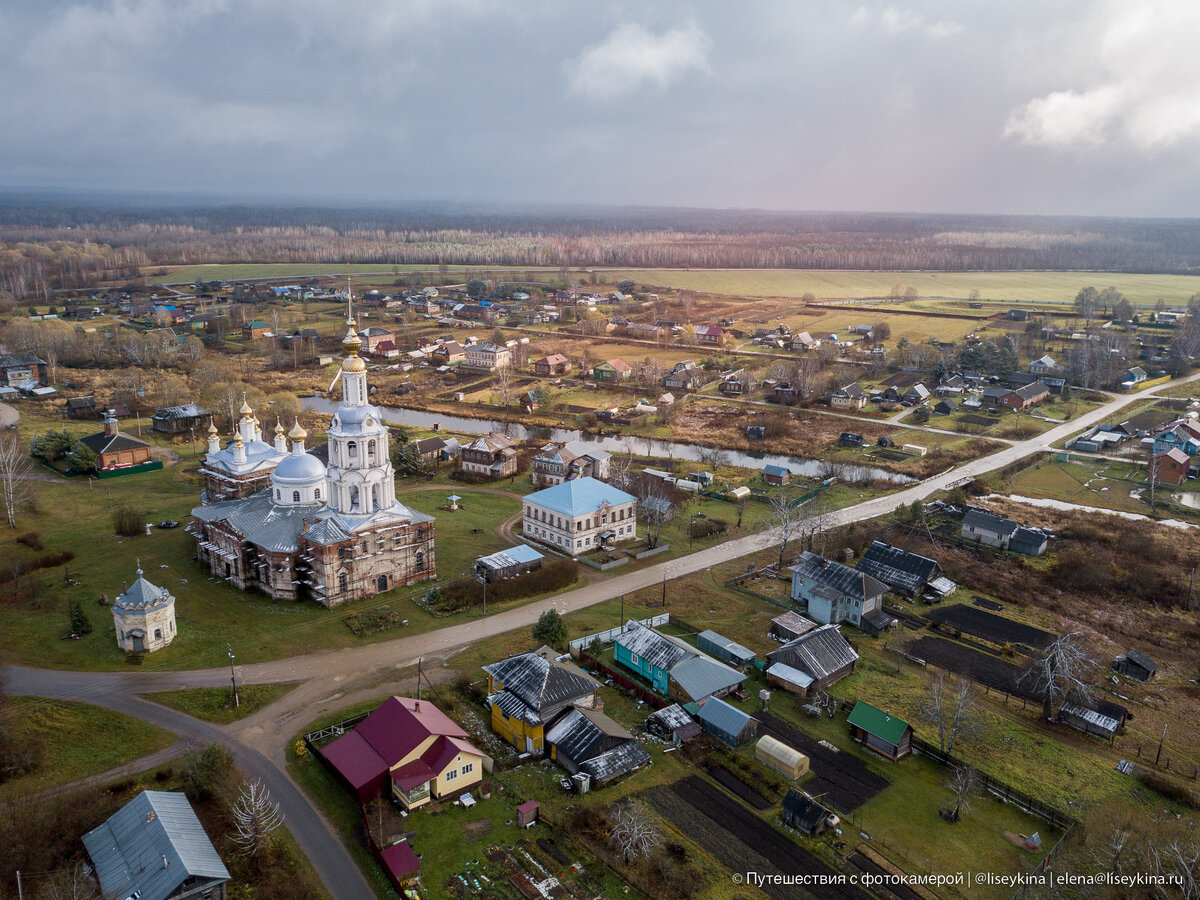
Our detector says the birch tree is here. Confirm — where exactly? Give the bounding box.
[0,432,33,529]
[922,673,980,755]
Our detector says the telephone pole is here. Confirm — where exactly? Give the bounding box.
[227,643,239,708]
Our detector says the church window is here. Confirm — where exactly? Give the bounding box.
[154,628,162,641]
[339,573,348,592]
[292,490,300,503]
[367,439,376,460]
[314,488,321,500]
[275,489,280,500]
[348,441,358,458]
[415,551,425,572]
[350,486,359,509]
[372,484,380,510]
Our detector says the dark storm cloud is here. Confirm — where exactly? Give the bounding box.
[1,0,1197,215]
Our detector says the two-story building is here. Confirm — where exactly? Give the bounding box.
[534,354,571,376]
[530,441,611,487]
[461,432,518,478]
[663,360,704,391]
[521,476,636,556]
[465,342,512,369]
[321,695,487,808]
[357,326,395,355]
[483,647,600,754]
[790,551,894,634]
[592,359,632,382]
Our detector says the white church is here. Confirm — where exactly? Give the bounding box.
[189,304,437,606]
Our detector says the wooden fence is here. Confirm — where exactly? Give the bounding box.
[910,735,1077,830]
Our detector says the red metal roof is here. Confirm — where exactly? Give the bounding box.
[380,841,421,880]
[320,730,388,795]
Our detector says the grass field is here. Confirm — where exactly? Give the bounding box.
[610,269,1200,306]
[152,263,565,284]
[145,683,298,723]
[0,697,176,801]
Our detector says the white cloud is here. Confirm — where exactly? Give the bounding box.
[851,6,962,39]
[567,23,710,101]
[1006,2,1200,153]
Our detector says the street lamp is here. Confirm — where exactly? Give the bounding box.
[228,643,239,708]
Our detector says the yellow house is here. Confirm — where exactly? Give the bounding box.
[483,646,600,755]
[321,696,488,810]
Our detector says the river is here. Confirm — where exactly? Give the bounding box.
[300,396,913,483]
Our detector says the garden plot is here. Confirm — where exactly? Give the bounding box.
[647,775,872,900]
[926,605,1056,650]
[904,636,1037,699]
[758,713,889,813]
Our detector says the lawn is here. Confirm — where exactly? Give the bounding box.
[1004,456,1200,522]
[609,269,1200,306]
[0,697,176,802]
[144,683,298,724]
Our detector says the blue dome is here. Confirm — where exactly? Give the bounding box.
[272,452,326,483]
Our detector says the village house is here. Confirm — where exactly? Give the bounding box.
[903,383,931,404]
[1150,447,1190,485]
[356,326,395,354]
[534,353,570,376]
[769,610,818,643]
[719,370,755,395]
[782,790,834,836]
[320,696,487,808]
[64,395,98,419]
[545,707,651,787]
[763,464,792,486]
[241,320,270,340]
[151,403,211,435]
[828,382,867,410]
[461,432,518,478]
[984,382,1050,410]
[790,552,894,634]
[847,701,913,760]
[855,540,957,598]
[1113,649,1158,682]
[79,415,154,471]
[613,620,745,703]
[645,704,702,744]
[936,374,966,396]
[696,698,757,747]
[0,353,47,386]
[483,646,600,754]
[663,360,704,391]
[83,792,230,900]
[766,624,859,695]
[593,358,633,382]
[530,441,611,487]
[960,507,1048,555]
[1028,355,1063,377]
[695,325,727,345]
[464,342,512,369]
[696,630,757,669]
[432,341,465,363]
[1122,366,1148,389]
[522,477,637,556]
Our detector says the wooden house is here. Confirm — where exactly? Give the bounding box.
[847,701,912,760]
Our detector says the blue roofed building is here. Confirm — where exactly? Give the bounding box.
[613,620,745,703]
[696,697,758,747]
[82,790,231,900]
[521,476,637,556]
[474,544,545,582]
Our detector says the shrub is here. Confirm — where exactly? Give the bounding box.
[112,506,144,536]
[439,559,577,608]
[689,518,728,538]
[1137,770,1200,809]
[15,532,41,550]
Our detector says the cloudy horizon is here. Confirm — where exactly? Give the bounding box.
[2,1,1197,218]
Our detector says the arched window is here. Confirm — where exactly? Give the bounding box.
[314,488,321,500]
[350,486,359,510]
[367,439,376,460]
[348,441,358,458]
[415,551,425,572]
[372,484,380,510]
[154,628,162,641]
[292,490,300,503]
[339,573,348,592]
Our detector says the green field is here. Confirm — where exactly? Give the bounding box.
[610,269,1200,306]
[0,697,176,801]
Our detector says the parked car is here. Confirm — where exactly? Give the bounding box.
[157,520,180,529]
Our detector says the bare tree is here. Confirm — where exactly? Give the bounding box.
[38,861,100,900]
[1143,837,1200,900]
[769,490,806,569]
[945,765,978,823]
[632,475,681,549]
[922,673,980,755]
[230,777,284,857]
[1075,286,1100,329]
[1020,632,1097,720]
[609,802,661,864]
[0,432,33,529]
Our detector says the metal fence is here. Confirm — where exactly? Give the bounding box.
[568,614,670,652]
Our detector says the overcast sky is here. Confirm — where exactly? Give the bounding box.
[2,0,1198,217]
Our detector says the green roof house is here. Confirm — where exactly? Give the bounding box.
[846,700,912,760]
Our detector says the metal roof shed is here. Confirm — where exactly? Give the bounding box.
[696,629,757,669]
[846,701,912,760]
[696,697,757,747]
[755,735,809,780]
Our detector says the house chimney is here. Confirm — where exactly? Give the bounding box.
[146,811,156,822]
[162,855,169,868]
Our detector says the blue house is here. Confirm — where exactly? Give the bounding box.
[613,620,689,694]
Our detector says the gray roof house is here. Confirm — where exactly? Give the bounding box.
[484,647,600,732]
[613,620,745,703]
[961,508,1048,556]
[856,540,956,598]
[545,707,650,786]
[766,624,859,693]
[790,552,895,633]
[1113,649,1158,682]
[696,697,757,747]
[696,630,757,669]
[645,704,702,744]
[82,790,230,900]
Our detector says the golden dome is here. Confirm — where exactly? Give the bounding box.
[233,434,245,449]
[288,420,308,441]
[275,419,284,434]
[239,396,253,417]
[207,418,218,435]
[343,354,367,373]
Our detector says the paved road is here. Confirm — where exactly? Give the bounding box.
[6,369,1199,899]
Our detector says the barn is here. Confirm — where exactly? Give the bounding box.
[769,610,817,643]
[696,630,756,669]
[782,790,834,836]
[645,704,702,744]
[474,544,544,582]
[755,735,809,780]
[696,698,757,748]
[1113,649,1158,682]
[846,701,912,760]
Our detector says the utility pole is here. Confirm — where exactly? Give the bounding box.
[1156,723,1167,767]
[417,658,422,701]
[227,643,239,708]
[661,572,666,608]
[1189,566,1196,612]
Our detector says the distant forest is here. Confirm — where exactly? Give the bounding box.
[3,197,1200,299]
